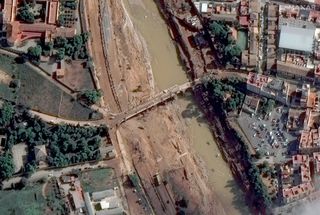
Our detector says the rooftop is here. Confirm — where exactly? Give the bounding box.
[279,26,315,53]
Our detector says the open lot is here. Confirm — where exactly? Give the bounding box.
[0,183,46,215]
[237,105,297,164]
[0,54,98,120]
[12,143,28,173]
[80,168,116,193]
[59,60,95,91]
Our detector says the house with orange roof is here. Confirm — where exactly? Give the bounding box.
[246,72,290,104]
[282,182,314,204]
[4,0,76,46]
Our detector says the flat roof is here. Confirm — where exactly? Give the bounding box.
[279,26,315,52]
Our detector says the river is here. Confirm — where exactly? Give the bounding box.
[123,0,248,214]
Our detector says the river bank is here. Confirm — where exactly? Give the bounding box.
[122,0,248,214]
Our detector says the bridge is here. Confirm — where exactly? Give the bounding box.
[108,79,201,127]
[30,71,247,128]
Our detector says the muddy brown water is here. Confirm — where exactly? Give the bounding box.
[124,0,249,214]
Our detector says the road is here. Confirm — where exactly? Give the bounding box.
[2,159,121,190]
[85,0,121,112]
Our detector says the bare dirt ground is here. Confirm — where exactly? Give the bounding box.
[86,0,119,112]
[119,101,226,215]
[0,69,12,85]
[87,0,226,214]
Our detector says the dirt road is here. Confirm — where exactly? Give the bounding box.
[85,0,119,112]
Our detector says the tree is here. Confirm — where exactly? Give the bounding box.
[0,152,15,179]
[42,42,53,56]
[17,4,35,23]
[81,90,102,105]
[54,37,68,49]
[57,14,66,27]
[225,44,242,57]
[56,48,65,61]
[27,45,42,62]
[0,102,15,126]
[209,21,228,39]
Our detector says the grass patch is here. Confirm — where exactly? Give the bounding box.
[0,54,100,120]
[236,30,248,51]
[0,183,46,215]
[80,168,115,193]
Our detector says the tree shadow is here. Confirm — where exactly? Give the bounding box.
[225,179,250,215]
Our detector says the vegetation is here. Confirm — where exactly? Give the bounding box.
[0,54,99,120]
[0,102,107,180]
[0,183,47,214]
[41,42,53,57]
[53,33,90,60]
[209,21,242,66]
[259,98,275,116]
[27,45,42,62]
[55,48,65,62]
[17,2,35,23]
[202,77,245,112]
[81,90,102,105]
[63,0,78,10]
[0,152,15,179]
[80,168,115,193]
[46,178,69,214]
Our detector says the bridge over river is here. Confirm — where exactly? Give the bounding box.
[31,71,247,128]
[108,79,201,127]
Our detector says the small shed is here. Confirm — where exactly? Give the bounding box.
[34,145,47,163]
[55,60,66,79]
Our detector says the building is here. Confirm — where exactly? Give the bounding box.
[282,182,314,204]
[240,95,260,115]
[34,144,47,164]
[241,0,260,70]
[92,189,115,202]
[55,60,65,79]
[313,152,320,175]
[293,154,312,183]
[4,0,76,46]
[193,0,238,22]
[286,108,306,132]
[281,154,315,204]
[277,25,315,80]
[265,3,279,72]
[279,26,315,56]
[246,72,290,104]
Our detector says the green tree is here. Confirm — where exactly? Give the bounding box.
[56,48,65,61]
[225,44,242,57]
[57,14,66,27]
[0,102,15,126]
[27,45,42,62]
[81,90,102,105]
[209,21,228,39]
[17,4,35,23]
[54,37,68,48]
[42,42,53,56]
[0,152,15,179]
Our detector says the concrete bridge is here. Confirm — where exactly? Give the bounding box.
[108,79,201,127]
